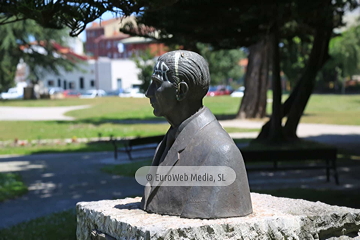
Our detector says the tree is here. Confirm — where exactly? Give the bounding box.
[237,39,270,119]
[120,0,358,143]
[132,49,157,93]
[0,19,76,92]
[280,36,312,90]
[1,0,358,143]
[197,43,246,85]
[327,22,360,93]
[0,0,178,37]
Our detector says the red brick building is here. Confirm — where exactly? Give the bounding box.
[85,17,167,59]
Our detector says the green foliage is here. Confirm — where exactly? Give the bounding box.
[0,0,176,37]
[132,49,156,93]
[197,43,246,85]
[316,21,360,92]
[0,173,28,202]
[0,18,76,92]
[0,209,76,240]
[281,36,313,89]
[329,23,360,79]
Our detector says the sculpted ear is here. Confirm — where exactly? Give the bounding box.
[177,82,189,101]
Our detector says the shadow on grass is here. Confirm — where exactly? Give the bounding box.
[52,117,167,126]
[54,114,255,124]
[0,141,115,156]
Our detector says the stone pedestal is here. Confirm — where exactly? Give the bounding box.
[77,193,360,240]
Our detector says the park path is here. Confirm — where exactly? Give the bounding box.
[0,105,90,121]
[0,151,144,229]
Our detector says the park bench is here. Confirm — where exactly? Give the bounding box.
[112,135,164,160]
[239,146,339,184]
[112,135,339,184]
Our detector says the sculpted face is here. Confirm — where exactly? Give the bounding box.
[146,60,178,118]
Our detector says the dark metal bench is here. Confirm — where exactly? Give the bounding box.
[112,135,164,160]
[239,146,339,184]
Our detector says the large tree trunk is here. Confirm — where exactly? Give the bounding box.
[236,38,270,119]
[256,0,332,142]
[283,24,332,138]
[268,21,285,143]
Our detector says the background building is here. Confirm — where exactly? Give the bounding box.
[43,57,141,92]
[15,17,168,94]
[85,17,167,59]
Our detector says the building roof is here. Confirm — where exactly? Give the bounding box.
[94,32,130,41]
[52,42,88,61]
[20,41,88,61]
[239,58,248,67]
[87,18,123,29]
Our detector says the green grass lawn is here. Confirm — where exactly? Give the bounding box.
[0,121,169,142]
[101,159,152,177]
[0,209,76,240]
[0,94,359,155]
[0,173,27,202]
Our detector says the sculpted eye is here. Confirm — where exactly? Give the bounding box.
[152,78,162,87]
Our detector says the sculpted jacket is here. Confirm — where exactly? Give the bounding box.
[141,107,253,219]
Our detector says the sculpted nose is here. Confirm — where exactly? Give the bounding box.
[145,81,155,98]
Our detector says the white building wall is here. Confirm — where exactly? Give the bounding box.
[42,61,95,91]
[110,59,141,90]
[96,59,112,91]
[41,57,141,92]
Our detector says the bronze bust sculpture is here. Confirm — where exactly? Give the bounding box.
[140,50,252,219]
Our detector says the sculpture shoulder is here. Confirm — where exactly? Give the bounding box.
[197,120,240,154]
[185,120,243,166]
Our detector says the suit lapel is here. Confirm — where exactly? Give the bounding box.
[142,134,166,208]
[143,107,216,209]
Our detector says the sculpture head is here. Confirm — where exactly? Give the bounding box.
[146,50,210,122]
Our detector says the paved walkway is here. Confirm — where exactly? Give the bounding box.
[0,105,90,121]
[220,119,360,152]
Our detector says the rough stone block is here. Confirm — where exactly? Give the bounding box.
[76,193,360,240]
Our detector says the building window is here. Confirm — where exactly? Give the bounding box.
[58,79,61,87]
[107,41,111,49]
[108,52,112,58]
[69,82,75,89]
[48,80,54,86]
[90,80,95,87]
[64,80,67,90]
[79,77,84,89]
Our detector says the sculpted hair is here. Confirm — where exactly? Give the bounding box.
[156,50,210,100]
